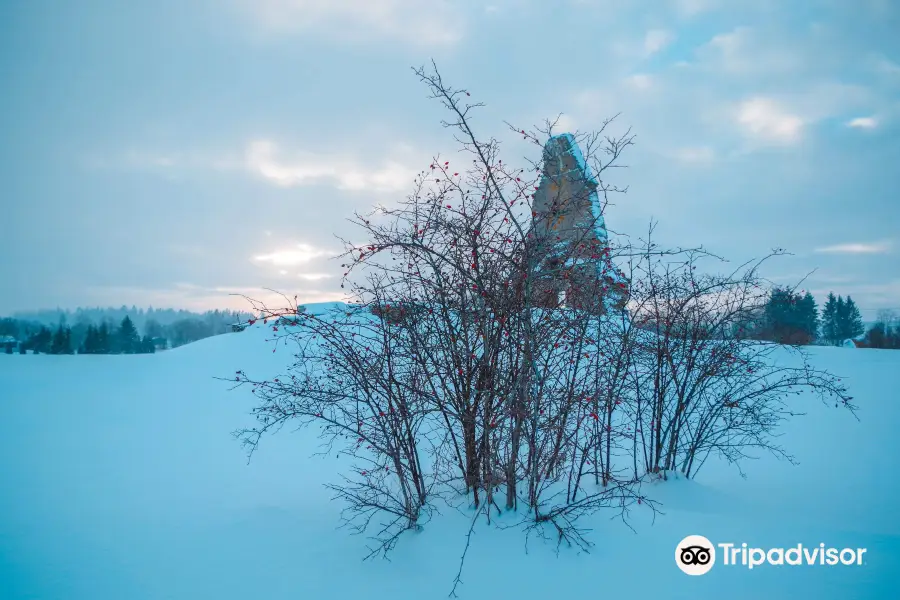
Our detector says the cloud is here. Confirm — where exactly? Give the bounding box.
[237,0,464,45]
[626,73,654,90]
[730,84,873,146]
[672,0,716,16]
[815,241,892,254]
[567,23,877,157]
[643,29,674,56]
[847,116,878,129]
[254,243,335,266]
[695,27,806,77]
[297,273,334,280]
[872,55,900,78]
[683,25,889,147]
[85,138,421,193]
[553,114,578,133]
[702,28,753,72]
[735,97,804,144]
[670,146,715,164]
[245,139,418,192]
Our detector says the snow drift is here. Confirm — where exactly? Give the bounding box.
[1,303,899,599]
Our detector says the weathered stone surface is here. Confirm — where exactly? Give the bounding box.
[528,134,626,313]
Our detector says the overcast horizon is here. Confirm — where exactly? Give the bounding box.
[2,0,898,320]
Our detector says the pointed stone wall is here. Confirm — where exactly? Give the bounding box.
[528,134,626,313]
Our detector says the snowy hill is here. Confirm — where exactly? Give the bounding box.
[2,303,899,599]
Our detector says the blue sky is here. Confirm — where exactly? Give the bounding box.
[1,0,898,319]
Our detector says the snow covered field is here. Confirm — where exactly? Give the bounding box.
[2,304,899,599]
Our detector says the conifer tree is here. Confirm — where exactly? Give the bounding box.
[97,322,111,354]
[821,292,838,345]
[799,292,819,343]
[835,296,847,342]
[50,325,65,354]
[764,288,816,344]
[80,325,97,354]
[117,316,140,354]
[62,326,73,354]
[843,296,865,341]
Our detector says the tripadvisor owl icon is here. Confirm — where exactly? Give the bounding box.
[676,535,716,575]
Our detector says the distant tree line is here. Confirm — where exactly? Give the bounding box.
[0,307,251,355]
[741,288,896,348]
[862,309,900,349]
[10,306,250,332]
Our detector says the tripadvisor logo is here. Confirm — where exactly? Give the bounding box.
[676,535,716,575]
[675,535,868,575]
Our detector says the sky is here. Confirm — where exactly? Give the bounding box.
[1,0,898,319]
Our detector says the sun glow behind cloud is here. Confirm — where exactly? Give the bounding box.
[254,244,334,266]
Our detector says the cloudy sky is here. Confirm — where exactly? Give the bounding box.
[2,0,898,318]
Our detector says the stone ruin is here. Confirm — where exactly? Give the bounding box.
[369,133,626,324]
[527,133,627,314]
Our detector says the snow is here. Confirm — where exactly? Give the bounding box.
[2,302,899,599]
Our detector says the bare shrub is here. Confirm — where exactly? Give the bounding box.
[224,63,857,595]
